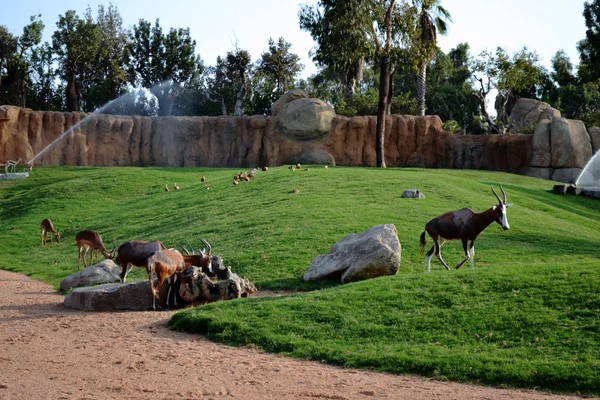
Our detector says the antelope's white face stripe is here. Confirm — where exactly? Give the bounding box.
[500,204,510,230]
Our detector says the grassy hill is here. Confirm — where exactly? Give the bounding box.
[0,166,598,394]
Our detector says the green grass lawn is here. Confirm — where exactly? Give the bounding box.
[0,166,598,395]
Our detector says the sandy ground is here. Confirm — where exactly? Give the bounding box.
[0,269,593,400]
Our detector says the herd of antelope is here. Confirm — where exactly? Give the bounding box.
[39,182,512,309]
[41,218,215,309]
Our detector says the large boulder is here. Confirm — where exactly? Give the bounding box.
[60,260,121,293]
[287,148,336,166]
[271,89,309,116]
[551,117,593,169]
[552,168,583,184]
[529,120,552,167]
[64,280,157,311]
[588,126,600,153]
[278,98,336,141]
[509,98,561,133]
[178,266,257,304]
[304,224,401,283]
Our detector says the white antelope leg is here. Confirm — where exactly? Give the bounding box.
[435,238,451,270]
[470,244,475,270]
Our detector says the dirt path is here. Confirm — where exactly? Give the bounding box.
[0,270,591,400]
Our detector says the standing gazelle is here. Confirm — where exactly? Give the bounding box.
[41,218,60,246]
[419,185,512,272]
[75,230,114,270]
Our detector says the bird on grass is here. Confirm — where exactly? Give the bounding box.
[165,184,170,192]
[201,175,206,182]
[174,183,180,190]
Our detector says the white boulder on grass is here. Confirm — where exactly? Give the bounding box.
[304,224,401,283]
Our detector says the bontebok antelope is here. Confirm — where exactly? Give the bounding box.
[419,185,512,272]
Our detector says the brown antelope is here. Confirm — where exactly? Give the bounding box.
[115,240,166,283]
[146,248,186,310]
[75,230,113,270]
[41,218,60,246]
[180,238,214,276]
[419,185,512,272]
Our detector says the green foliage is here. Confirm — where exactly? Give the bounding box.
[442,119,460,133]
[125,19,203,116]
[2,167,597,394]
[0,15,44,107]
[52,9,101,111]
[82,4,129,112]
[577,0,600,82]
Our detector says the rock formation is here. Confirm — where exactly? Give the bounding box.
[304,224,401,283]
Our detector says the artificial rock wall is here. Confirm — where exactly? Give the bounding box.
[0,105,534,174]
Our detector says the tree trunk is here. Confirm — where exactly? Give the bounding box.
[65,77,79,112]
[233,73,247,116]
[386,69,396,115]
[376,55,390,168]
[416,62,427,116]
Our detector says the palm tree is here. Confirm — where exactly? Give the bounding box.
[413,0,451,116]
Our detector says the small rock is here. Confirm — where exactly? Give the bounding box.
[553,184,568,195]
[401,189,425,198]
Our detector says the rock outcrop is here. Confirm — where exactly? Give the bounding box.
[1,100,597,183]
[60,260,121,293]
[304,224,401,283]
[509,98,561,133]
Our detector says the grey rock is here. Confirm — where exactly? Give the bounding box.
[553,184,568,195]
[401,189,425,198]
[529,120,552,167]
[581,187,600,199]
[566,184,582,195]
[60,260,121,293]
[588,126,600,153]
[64,280,158,311]
[278,98,335,141]
[523,167,554,180]
[509,98,560,133]
[304,224,401,283]
[271,89,309,116]
[288,149,336,166]
[551,117,592,169]
[552,168,583,184]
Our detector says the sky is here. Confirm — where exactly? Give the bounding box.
[1,0,588,79]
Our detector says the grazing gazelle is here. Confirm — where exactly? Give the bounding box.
[419,185,512,272]
[41,218,60,246]
[75,230,114,270]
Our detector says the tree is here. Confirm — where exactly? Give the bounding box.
[577,0,600,82]
[256,37,304,94]
[0,15,44,107]
[472,47,542,133]
[412,0,451,116]
[551,50,577,87]
[425,43,478,133]
[125,19,202,116]
[83,4,129,112]
[206,47,251,116]
[52,10,100,111]
[27,43,63,110]
[299,0,375,99]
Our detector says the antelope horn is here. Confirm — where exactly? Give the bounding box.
[180,245,191,255]
[500,184,507,204]
[200,238,211,255]
[491,185,502,204]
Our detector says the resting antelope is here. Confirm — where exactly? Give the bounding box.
[75,230,113,270]
[180,238,214,276]
[419,185,512,272]
[41,218,60,246]
[146,248,186,310]
[115,240,166,283]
